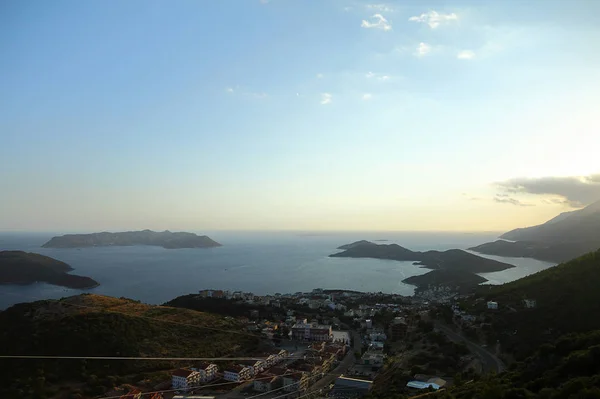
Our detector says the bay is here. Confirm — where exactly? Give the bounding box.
[0,231,556,309]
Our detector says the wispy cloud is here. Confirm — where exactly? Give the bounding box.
[496,174,600,207]
[414,42,431,57]
[316,73,324,79]
[362,93,372,101]
[225,87,234,93]
[409,11,458,29]
[320,93,332,105]
[361,14,392,31]
[366,4,396,13]
[457,50,475,60]
[494,195,535,207]
[365,71,390,81]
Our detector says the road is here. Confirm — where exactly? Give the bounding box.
[434,323,505,373]
[308,330,361,392]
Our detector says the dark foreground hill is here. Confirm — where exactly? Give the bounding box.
[42,229,222,249]
[473,248,600,358]
[0,294,259,398]
[0,251,98,288]
[435,329,600,399]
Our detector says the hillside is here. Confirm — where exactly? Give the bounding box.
[471,200,600,262]
[331,243,513,273]
[437,329,600,399]
[42,229,222,249]
[471,248,600,358]
[501,200,600,242]
[0,294,260,398]
[0,251,99,289]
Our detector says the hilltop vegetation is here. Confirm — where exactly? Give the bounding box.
[0,251,98,289]
[0,294,260,398]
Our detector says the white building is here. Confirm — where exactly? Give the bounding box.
[172,369,201,391]
[524,299,537,309]
[487,301,498,310]
[291,322,332,341]
[224,365,253,382]
[192,363,219,382]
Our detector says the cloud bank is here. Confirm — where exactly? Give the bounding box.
[496,174,600,207]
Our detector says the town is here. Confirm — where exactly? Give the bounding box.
[113,284,509,399]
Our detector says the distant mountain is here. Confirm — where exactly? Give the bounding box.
[0,294,259,398]
[470,200,600,262]
[0,251,98,289]
[501,200,600,242]
[42,229,222,249]
[469,239,596,263]
[330,242,513,290]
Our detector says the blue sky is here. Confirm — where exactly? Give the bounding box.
[1,0,600,231]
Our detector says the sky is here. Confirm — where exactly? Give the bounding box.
[1,0,600,232]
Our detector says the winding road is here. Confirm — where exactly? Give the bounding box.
[434,323,505,373]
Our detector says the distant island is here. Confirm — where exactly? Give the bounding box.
[331,241,513,290]
[0,251,99,289]
[470,199,600,263]
[42,229,222,249]
[337,240,374,250]
[331,241,513,272]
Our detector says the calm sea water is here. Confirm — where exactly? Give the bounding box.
[0,231,556,309]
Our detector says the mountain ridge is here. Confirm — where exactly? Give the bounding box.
[470,199,600,262]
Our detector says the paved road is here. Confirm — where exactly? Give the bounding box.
[435,323,505,373]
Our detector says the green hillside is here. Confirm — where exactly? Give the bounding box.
[472,249,600,358]
[0,294,260,398]
[438,329,600,399]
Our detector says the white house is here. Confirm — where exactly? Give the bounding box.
[193,363,219,382]
[172,369,201,391]
[487,301,498,310]
[524,299,537,309]
[224,365,253,382]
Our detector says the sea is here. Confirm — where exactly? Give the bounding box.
[0,231,556,310]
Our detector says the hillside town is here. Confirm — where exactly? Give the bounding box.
[107,285,501,399]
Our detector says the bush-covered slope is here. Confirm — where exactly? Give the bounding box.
[0,294,260,398]
[474,249,600,358]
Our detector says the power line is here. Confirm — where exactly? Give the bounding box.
[0,355,309,361]
[95,369,351,399]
